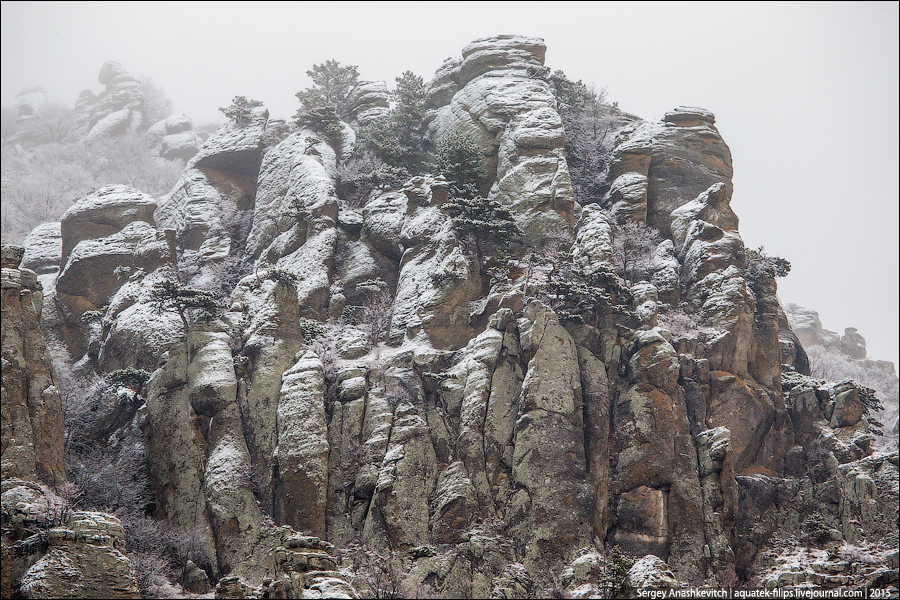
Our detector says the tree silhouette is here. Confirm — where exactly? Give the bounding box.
[148,280,223,333]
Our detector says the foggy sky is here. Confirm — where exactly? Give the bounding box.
[2,1,898,367]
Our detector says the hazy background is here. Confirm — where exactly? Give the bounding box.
[2,1,897,367]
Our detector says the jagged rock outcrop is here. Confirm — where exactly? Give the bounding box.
[18,511,140,599]
[343,81,390,130]
[784,303,842,353]
[146,323,263,578]
[425,35,578,245]
[53,185,182,371]
[16,34,899,598]
[146,113,202,162]
[605,107,733,233]
[784,304,898,447]
[1,245,64,486]
[389,175,480,348]
[69,62,146,142]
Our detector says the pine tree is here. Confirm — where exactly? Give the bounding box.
[295,60,359,111]
[442,195,521,264]
[433,130,486,200]
[219,96,263,126]
[148,280,224,333]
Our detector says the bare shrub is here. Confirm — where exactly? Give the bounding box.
[129,551,174,598]
[608,216,663,286]
[361,288,394,351]
[68,440,151,513]
[1,131,183,243]
[657,308,719,339]
[343,543,407,599]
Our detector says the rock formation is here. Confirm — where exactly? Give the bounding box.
[10,34,898,598]
[18,511,140,599]
[2,246,141,599]
[1,245,64,486]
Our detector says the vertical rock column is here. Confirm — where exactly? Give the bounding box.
[1,245,65,486]
[510,301,593,572]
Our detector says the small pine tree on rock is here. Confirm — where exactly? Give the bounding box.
[442,194,522,266]
[219,96,263,126]
[148,280,224,333]
[433,131,487,200]
[294,104,344,148]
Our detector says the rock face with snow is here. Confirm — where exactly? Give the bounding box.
[18,511,140,599]
[343,81,391,130]
[425,35,578,245]
[14,35,898,598]
[147,113,202,162]
[1,246,64,486]
[53,185,182,372]
[69,62,147,142]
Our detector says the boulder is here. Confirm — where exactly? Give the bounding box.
[343,81,390,129]
[70,62,146,142]
[18,512,140,599]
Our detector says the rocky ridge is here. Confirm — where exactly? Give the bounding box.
[3,35,897,599]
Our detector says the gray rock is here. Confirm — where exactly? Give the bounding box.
[425,35,578,246]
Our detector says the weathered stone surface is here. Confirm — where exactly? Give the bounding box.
[390,176,480,349]
[425,35,578,245]
[59,185,157,265]
[361,191,407,261]
[18,511,140,599]
[343,81,390,129]
[840,327,867,360]
[620,555,681,596]
[572,205,613,276]
[147,113,202,162]
[509,301,592,573]
[189,106,268,176]
[1,246,64,486]
[275,352,329,537]
[245,129,339,319]
[147,325,265,577]
[18,34,899,596]
[70,62,147,142]
[647,107,733,238]
[366,399,438,549]
[670,182,743,285]
[784,303,841,352]
[20,223,62,277]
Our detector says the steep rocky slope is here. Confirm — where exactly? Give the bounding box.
[5,35,897,598]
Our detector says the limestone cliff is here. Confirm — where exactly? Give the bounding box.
[11,34,898,598]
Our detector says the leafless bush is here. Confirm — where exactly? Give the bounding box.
[657,308,719,338]
[129,551,175,598]
[68,440,151,513]
[1,143,93,242]
[607,215,663,286]
[115,509,209,593]
[343,543,407,599]
[362,289,395,351]
[32,486,75,529]
[1,132,183,243]
[46,335,110,454]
